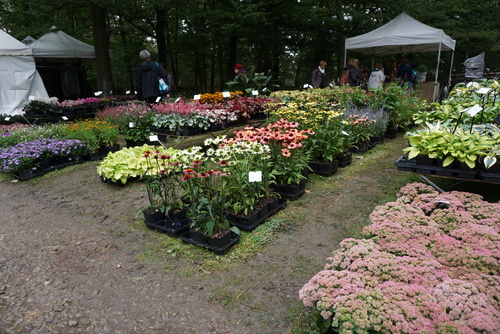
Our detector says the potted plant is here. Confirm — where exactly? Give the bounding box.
[225,70,278,96]
[224,119,314,199]
[106,103,154,146]
[344,114,373,153]
[366,107,390,144]
[141,149,189,229]
[305,117,344,176]
[180,157,240,249]
[61,120,101,156]
[215,137,277,229]
[403,121,451,166]
[97,145,177,185]
[23,97,62,116]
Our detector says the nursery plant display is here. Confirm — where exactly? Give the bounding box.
[414,79,500,125]
[97,145,179,184]
[300,182,500,334]
[397,80,500,182]
[224,118,314,199]
[0,138,89,179]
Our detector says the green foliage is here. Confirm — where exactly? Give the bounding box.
[404,122,497,168]
[142,149,185,214]
[97,145,172,184]
[414,79,500,125]
[306,118,344,162]
[226,71,278,96]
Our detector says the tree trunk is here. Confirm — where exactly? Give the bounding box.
[155,7,167,65]
[90,6,113,97]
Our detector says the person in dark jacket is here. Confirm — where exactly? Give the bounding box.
[397,58,419,90]
[344,58,362,87]
[135,50,168,104]
[310,60,327,88]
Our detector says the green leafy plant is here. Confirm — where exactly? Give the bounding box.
[97,145,176,184]
[305,118,344,162]
[226,70,278,96]
[181,159,234,237]
[214,137,273,215]
[403,121,453,160]
[404,122,496,168]
[142,148,186,215]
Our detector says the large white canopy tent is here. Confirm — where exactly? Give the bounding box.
[29,30,95,100]
[344,12,456,101]
[0,29,48,116]
[29,30,95,59]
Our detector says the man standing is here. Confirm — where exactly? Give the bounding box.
[135,50,168,104]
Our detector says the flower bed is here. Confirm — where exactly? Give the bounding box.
[299,182,500,334]
[0,138,90,178]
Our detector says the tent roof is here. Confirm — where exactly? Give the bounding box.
[30,30,95,59]
[0,29,33,56]
[345,12,456,56]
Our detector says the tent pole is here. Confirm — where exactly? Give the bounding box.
[344,49,347,67]
[447,50,455,98]
[433,43,442,102]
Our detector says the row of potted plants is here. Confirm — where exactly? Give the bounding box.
[398,80,500,180]
[0,138,91,179]
[299,182,500,334]
[94,96,276,143]
[0,119,121,178]
[22,96,106,116]
[413,79,500,125]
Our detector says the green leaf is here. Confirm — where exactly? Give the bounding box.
[316,315,333,334]
[442,156,455,167]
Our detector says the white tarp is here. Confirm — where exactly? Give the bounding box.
[30,30,95,59]
[345,12,456,56]
[0,29,48,116]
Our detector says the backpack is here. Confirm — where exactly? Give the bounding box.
[340,68,350,85]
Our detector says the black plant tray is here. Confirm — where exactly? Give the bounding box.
[479,170,500,183]
[178,230,240,255]
[228,198,287,230]
[272,187,305,201]
[394,155,500,183]
[145,219,190,237]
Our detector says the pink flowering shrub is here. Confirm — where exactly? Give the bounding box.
[434,279,500,333]
[300,182,500,334]
[396,182,438,203]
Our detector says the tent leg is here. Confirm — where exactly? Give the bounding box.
[432,43,442,102]
[447,50,455,98]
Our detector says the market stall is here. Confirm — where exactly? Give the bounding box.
[345,12,456,102]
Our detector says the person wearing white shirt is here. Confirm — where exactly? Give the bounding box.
[368,63,386,90]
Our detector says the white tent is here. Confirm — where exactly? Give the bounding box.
[344,12,456,101]
[0,29,48,116]
[29,30,95,100]
[30,30,95,59]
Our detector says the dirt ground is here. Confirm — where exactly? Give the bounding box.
[1,135,498,334]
